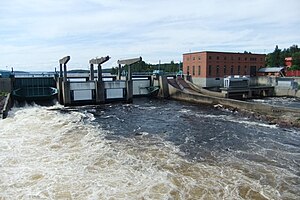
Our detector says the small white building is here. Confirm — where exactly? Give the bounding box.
[224,76,250,89]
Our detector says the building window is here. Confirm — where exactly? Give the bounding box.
[193,57,195,60]
[245,57,247,61]
[216,65,219,76]
[238,65,241,74]
[244,66,247,75]
[187,57,189,61]
[198,66,201,75]
[230,65,234,75]
[209,65,212,76]
[238,57,241,61]
[192,66,195,75]
[224,65,227,75]
[209,56,212,60]
[187,66,190,75]
[224,56,227,60]
[198,57,201,60]
[217,56,219,60]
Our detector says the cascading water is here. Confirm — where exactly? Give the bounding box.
[0,99,299,199]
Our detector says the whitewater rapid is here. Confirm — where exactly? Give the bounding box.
[0,101,299,199]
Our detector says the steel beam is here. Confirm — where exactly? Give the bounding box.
[117,57,142,65]
[59,56,71,65]
[89,56,110,65]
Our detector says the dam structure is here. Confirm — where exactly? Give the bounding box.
[1,55,300,126]
[2,56,162,108]
[56,56,144,106]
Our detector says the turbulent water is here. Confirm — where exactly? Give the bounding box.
[0,98,299,199]
[248,97,300,109]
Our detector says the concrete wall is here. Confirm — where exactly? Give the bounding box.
[186,80,226,98]
[249,76,300,97]
[189,77,224,87]
[206,77,223,87]
[104,80,126,89]
[133,80,150,95]
[250,76,300,86]
[2,93,13,119]
[249,76,277,86]
[188,77,207,87]
[190,75,300,89]
[192,76,276,88]
[0,78,12,93]
[291,77,300,83]
[275,88,300,97]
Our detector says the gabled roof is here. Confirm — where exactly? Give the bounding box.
[285,57,292,61]
[258,67,284,73]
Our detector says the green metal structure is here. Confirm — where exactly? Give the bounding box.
[12,77,58,101]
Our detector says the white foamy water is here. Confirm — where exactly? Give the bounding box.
[179,109,278,129]
[0,105,296,199]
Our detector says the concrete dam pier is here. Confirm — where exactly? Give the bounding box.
[57,56,143,106]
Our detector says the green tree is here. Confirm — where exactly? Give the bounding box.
[292,52,300,67]
[289,45,299,54]
[266,46,280,67]
[271,45,282,67]
[111,67,118,75]
[266,44,300,67]
[288,65,300,71]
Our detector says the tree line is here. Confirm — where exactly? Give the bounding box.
[111,61,181,74]
[266,44,300,70]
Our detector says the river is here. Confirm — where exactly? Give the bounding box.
[0,98,299,199]
[248,97,300,109]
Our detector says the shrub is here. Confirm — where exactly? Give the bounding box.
[288,65,300,71]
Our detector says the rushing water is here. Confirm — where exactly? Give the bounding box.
[0,98,299,199]
[248,97,300,109]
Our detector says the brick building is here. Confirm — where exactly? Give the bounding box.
[183,51,266,87]
[285,57,292,68]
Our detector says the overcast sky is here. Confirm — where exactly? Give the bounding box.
[0,0,299,71]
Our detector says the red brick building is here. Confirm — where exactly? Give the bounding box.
[183,51,266,87]
[285,57,292,68]
[285,57,300,77]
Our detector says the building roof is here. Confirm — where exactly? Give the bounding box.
[285,57,292,61]
[183,51,265,56]
[258,67,284,73]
